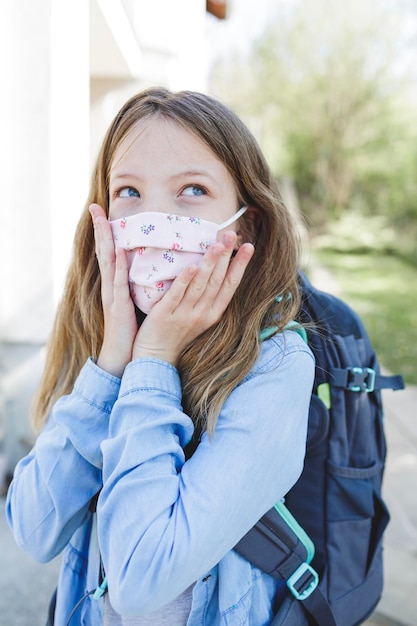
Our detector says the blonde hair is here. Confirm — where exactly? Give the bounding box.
[33,87,301,434]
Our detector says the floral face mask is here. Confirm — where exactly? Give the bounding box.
[109,206,247,313]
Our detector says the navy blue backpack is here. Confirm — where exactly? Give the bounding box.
[234,271,405,626]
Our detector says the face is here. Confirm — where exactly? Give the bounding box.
[108,117,241,237]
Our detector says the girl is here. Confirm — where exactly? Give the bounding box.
[6,87,314,625]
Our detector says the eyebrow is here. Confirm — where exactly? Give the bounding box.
[110,171,139,180]
[110,169,217,183]
[171,170,211,178]
[169,169,215,181]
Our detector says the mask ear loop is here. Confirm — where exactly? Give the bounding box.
[217,205,248,230]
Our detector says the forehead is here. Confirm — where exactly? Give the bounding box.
[109,117,238,197]
[112,117,217,168]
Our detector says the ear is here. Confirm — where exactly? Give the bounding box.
[235,205,260,249]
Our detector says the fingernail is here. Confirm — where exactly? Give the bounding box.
[222,233,234,246]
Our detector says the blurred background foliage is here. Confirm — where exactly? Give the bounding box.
[210,0,417,382]
[211,0,417,261]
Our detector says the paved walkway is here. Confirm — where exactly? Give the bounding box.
[362,383,417,626]
[0,498,61,625]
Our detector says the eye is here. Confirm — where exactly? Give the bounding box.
[117,186,140,198]
[181,185,207,197]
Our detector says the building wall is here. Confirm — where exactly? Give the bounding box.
[0,0,211,485]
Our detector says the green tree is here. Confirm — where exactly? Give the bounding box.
[211,0,417,246]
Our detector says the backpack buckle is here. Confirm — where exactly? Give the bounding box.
[347,367,376,393]
[287,562,319,600]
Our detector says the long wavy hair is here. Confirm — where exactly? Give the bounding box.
[33,87,302,434]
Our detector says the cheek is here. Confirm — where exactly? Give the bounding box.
[107,201,117,221]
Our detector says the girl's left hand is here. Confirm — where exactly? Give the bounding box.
[132,232,254,366]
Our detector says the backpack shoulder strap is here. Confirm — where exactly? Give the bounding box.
[330,366,404,392]
[234,501,337,626]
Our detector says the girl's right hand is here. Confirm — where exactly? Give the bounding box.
[90,203,138,378]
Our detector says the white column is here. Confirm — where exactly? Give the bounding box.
[0,0,53,343]
[50,1,90,308]
[0,0,90,344]
[0,0,90,476]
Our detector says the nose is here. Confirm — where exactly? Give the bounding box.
[139,192,176,216]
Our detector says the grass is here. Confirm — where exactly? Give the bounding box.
[311,248,417,385]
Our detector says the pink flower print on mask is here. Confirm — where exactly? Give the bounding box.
[109,207,247,314]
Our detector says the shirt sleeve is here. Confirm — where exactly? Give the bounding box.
[97,331,315,615]
[6,358,120,562]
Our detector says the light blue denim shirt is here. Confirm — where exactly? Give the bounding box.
[6,330,314,626]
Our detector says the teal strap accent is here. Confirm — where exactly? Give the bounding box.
[287,562,319,600]
[259,326,279,341]
[285,320,308,344]
[274,500,315,563]
[93,576,108,600]
[259,291,307,343]
[260,321,308,344]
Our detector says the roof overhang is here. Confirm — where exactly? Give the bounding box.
[206,0,228,20]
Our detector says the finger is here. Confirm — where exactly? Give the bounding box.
[113,247,133,306]
[170,232,233,306]
[210,242,255,314]
[89,203,107,252]
[155,233,235,315]
[154,264,200,314]
[90,204,117,306]
[202,231,238,296]
[89,202,106,220]
[185,241,227,299]
[177,231,236,307]
[90,205,116,270]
